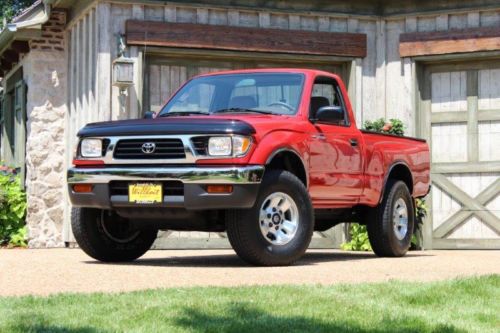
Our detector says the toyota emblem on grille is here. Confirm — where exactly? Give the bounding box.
[141,142,156,154]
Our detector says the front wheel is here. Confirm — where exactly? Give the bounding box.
[71,208,158,262]
[226,170,314,266]
[367,180,415,257]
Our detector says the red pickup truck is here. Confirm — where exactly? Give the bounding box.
[68,68,430,266]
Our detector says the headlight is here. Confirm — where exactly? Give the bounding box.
[208,136,252,157]
[208,137,232,156]
[80,138,102,157]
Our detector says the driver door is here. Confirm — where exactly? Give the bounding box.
[308,77,363,206]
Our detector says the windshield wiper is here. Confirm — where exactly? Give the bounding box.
[212,108,275,115]
[159,111,210,117]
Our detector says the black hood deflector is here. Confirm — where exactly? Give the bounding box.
[78,117,256,137]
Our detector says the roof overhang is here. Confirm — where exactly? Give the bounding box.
[0,0,60,78]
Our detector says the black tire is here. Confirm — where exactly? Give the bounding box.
[367,180,415,257]
[226,170,314,266]
[71,207,157,262]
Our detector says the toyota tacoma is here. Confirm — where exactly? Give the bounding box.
[68,68,430,266]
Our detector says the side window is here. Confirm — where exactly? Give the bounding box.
[310,77,348,126]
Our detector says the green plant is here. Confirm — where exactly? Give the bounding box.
[8,226,27,247]
[411,198,428,249]
[341,223,372,251]
[0,1,37,30]
[0,164,27,247]
[364,118,405,136]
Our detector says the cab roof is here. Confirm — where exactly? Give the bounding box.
[194,68,339,79]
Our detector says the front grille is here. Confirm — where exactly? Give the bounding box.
[113,139,185,159]
[109,181,184,196]
[191,136,209,156]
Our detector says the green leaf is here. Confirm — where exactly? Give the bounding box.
[0,166,27,246]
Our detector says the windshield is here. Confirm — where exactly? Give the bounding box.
[159,73,305,116]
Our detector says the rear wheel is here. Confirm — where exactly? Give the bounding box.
[367,180,415,257]
[71,208,157,262]
[226,170,314,266]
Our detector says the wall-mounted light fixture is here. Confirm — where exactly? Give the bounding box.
[112,56,134,95]
[112,34,134,95]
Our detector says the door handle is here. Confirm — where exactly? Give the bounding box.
[349,138,358,147]
[312,134,326,140]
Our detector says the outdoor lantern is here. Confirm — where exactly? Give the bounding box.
[112,57,134,93]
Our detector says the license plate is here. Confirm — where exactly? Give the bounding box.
[129,183,162,203]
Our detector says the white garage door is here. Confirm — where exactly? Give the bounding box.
[144,55,349,249]
[421,61,500,249]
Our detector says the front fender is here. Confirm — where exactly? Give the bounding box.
[248,131,309,166]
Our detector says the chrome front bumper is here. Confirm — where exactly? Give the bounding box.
[67,165,265,211]
[67,165,265,185]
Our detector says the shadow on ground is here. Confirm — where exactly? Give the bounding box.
[4,304,463,333]
[3,315,106,333]
[173,302,464,333]
[84,250,432,268]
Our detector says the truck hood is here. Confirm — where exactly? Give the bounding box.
[78,114,302,138]
[78,117,256,137]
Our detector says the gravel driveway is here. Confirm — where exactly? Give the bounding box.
[1,249,499,296]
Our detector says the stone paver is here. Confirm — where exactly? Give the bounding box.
[1,249,499,296]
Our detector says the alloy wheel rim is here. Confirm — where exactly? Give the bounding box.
[259,192,299,246]
[393,198,409,241]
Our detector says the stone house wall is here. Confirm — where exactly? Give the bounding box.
[23,11,67,248]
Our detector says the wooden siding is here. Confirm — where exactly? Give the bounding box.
[144,57,347,248]
[64,5,99,242]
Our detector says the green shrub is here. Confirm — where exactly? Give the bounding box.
[341,224,371,251]
[341,118,428,251]
[364,118,405,136]
[0,165,27,247]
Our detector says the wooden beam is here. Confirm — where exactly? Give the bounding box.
[432,238,500,250]
[430,111,467,123]
[400,27,500,57]
[433,178,500,238]
[126,20,367,58]
[432,161,500,173]
[431,174,500,235]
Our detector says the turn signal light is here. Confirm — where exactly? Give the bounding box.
[73,184,93,193]
[206,185,233,194]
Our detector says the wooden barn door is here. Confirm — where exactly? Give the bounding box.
[144,55,347,249]
[420,61,500,249]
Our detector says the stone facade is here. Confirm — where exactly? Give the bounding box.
[22,12,67,248]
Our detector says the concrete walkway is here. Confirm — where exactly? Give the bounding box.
[1,249,499,296]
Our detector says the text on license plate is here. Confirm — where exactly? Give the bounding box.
[128,183,162,203]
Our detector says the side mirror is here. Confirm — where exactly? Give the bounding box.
[314,106,345,124]
[143,111,157,119]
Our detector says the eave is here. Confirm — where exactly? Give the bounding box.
[0,0,57,78]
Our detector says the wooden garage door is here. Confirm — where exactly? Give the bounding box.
[145,55,348,249]
[145,56,345,112]
[421,61,500,249]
